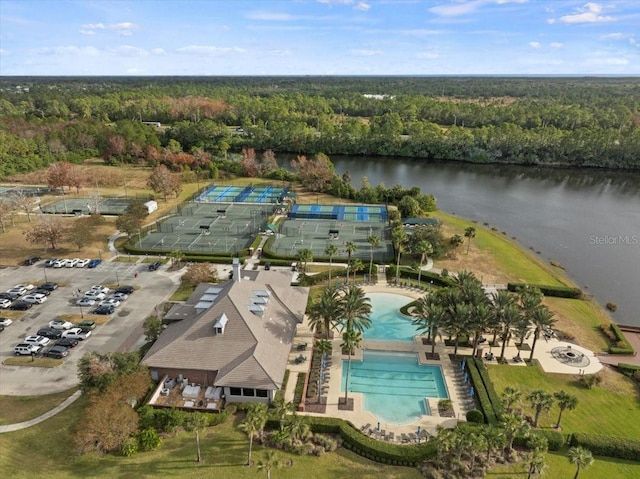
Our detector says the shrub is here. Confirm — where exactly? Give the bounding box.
[466,409,485,423]
[137,428,162,451]
[120,437,139,457]
[507,282,582,299]
[570,433,640,461]
[607,323,634,354]
[606,302,617,312]
[514,429,564,451]
[293,372,306,407]
[465,359,496,424]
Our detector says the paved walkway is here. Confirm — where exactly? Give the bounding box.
[0,390,82,433]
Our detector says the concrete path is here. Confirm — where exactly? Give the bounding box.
[0,390,82,433]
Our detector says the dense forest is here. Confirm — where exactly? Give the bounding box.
[1,76,639,178]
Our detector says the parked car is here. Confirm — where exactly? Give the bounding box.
[33,288,51,296]
[100,298,120,308]
[22,293,48,304]
[6,286,27,296]
[76,258,90,267]
[76,320,96,331]
[0,299,12,309]
[53,259,66,268]
[0,318,13,327]
[89,285,110,294]
[9,301,32,310]
[92,305,115,315]
[87,259,101,268]
[65,258,79,268]
[14,343,42,356]
[14,283,36,291]
[61,328,91,340]
[56,337,79,348]
[111,292,129,301]
[48,320,74,330]
[24,335,51,346]
[83,291,106,301]
[45,345,69,359]
[23,256,41,265]
[39,282,58,291]
[44,258,59,267]
[148,261,162,271]
[0,292,19,301]
[76,297,96,307]
[115,285,134,295]
[37,327,63,339]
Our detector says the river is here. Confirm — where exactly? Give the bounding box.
[331,157,640,327]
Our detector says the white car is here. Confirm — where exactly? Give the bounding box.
[6,287,27,296]
[22,293,48,304]
[53,259,66,268]
[76,297,96,307]
[65,258,79,267]
[24,335,51,346]
[61,327,91,340]
[100,298,120,308]
[84,291,106,301]
[14,283,36,291]
[0,299,12,309]
[48,320,74,330]
[110,292,129,302]
[89,285,110,294]
[76,258,90,268]
[0,318,13,326]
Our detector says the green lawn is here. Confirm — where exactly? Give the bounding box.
[0,395,422,479]
[0,389,78,426]
[487,364,640,439]
[431,211,567,286]
[488,450,640,478]
[169,282,197,301]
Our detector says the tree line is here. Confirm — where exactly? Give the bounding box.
[1,76,639,178]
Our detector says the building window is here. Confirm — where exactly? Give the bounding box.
[242,388,255,397]
[229,387,241,396]
[256,389,268,398]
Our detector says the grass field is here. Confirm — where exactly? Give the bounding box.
[487,363,640,439]
[0,393,423,479]
[0,389,77,426]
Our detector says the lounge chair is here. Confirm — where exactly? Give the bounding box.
[297,343,307,351]
[295,355,306,364]
[401,433,409,443]
[361,423,372,433]
[408,432,417,443]
[387,431,395,442]
[380,429,386,440]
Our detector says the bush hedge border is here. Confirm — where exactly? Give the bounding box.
[607,323,635,355]
[465,358,498,425]
[570,432,640,461]
[506,282,582,299]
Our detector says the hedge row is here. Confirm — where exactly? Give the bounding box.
[472,358,504,422]
[465,358,498,425]
[386,267,455,288]
[608,323,635,355]
[570,433,640,461]
[617,363,640,378]
[293,372,306,408]
[298,266,378,287]
[513,429,565,451]
[506,283,582,299]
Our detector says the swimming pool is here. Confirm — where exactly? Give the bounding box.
[342,350,449,424]
[364,292,418,342]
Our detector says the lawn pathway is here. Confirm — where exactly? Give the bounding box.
[0,390,82,433]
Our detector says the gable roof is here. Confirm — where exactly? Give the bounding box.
[142,269,309,390]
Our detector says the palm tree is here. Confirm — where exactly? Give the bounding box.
[516,286,543,346]
[414,240,433,287]
[498,303,521,362]
[411,296,446,356]
[239,415,260,466]
[297,248,313,273]
[449,234,464,257]
[529,305,555,361]
[337,284,372,334]
[285,413,310,443]
[257,450,280,479]
[367,234,380,281]
[568,446,594,479]
[480,425,506,462]
[502,411,530,453]
[349,258,363,282]
[470,302,493,357]
[184,412,209,463]
[308,285,341,339]
[444,302,473,356]
[270,396,295,432]
[527,389,554,428]
[490,291,516,345]
[553,390,578,429]
[344,241,357,284]
[527,450,547,479]
[341,329,362,404]
[464,226,476,254]
[325,244,338,283]
[501,386,523,414]
[392,227,408,284]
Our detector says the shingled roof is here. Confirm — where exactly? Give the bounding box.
[142,269,309,390]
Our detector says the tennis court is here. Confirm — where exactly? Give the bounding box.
[288,204,388,223]
[196,185,289,204]
[40,197,137,215]
[137,202,275,255]
[0,185,56,197]
[270,217,393,262]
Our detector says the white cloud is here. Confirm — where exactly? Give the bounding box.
[416,50,440,59]
[558,3,614,24]
[79,21,139,36]
[246,11,294,21]
[175,45,247,55]
[529,42,541,48]
[550,42,563,48]
[109,45,149,57]
[600,32,626,40]
[430,1,483,17]
[355,2,371,11]
[151,48,166,55]
[79,29,96,35]
[33,46,100,56]
[81,23,105,30]
[349,49,382,56]
[267,49,292,56]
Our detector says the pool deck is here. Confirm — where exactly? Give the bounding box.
[284,282,604,442]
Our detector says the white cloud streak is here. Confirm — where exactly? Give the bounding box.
[558,2,614,24]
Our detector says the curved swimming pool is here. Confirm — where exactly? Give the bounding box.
[364,292,418,342]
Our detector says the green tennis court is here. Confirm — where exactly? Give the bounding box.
[40,197,138,215]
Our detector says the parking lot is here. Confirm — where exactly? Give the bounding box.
[0,259,180,396]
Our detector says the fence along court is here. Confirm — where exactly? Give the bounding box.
[137,202,275,255]
[195,185,290,204]
[39,197,138,215]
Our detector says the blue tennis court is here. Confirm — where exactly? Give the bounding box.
[196,185,289,204]
[288,204,388,223]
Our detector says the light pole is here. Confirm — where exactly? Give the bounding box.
[78,304,84,319]
[43,267,48,283]
[115,270,120,286]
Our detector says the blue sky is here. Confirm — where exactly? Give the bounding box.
[1,0,639,76]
